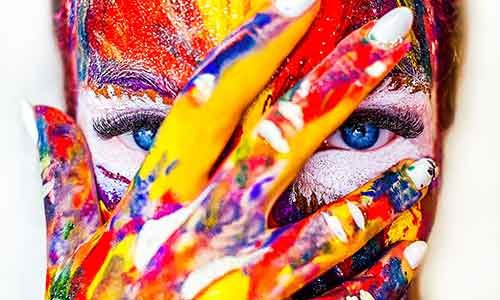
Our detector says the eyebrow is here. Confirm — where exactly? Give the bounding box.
[88,59,180,99]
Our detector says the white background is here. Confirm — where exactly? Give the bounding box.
[0,0,499,299]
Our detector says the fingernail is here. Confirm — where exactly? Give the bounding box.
[405,158,438,190]
[274,0,317,17]
[369,7,413,48]
[20,100,38,145]
[404,241,427,269]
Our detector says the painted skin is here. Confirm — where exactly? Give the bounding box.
[35,5,440,299]
[69,0,438,219]
[40,0,456,298]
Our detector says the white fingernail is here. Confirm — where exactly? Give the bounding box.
[278,101,304,130]
[20,100,38,145]
[321,212,348,243]
[359,290,375,300]
[404,241,427,269]
[257,120,290,154]
[274,0,316,17]
[193,73,216,105]
[369,7,413,47]
[406,158,438,190]
[347,201,365,230]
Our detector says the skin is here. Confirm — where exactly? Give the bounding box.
[41,0,455,298]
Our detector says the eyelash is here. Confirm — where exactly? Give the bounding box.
[322,109,424,151]
[92,108,423,153]
[93,109,168,139]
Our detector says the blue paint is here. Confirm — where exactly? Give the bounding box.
[371,257,407,300]
[165,159,179,175]
[361,170,421,212]
[262,224,291,248]
[249,176,274,200]
[182,13,275,93]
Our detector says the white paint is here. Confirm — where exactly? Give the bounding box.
[274,0,316,17]
[365,61,387,77]
[41,179,54,200]
[404,241,427,270]
[347,201,365,230]
[278,101,304,130]
[346,296,359,300]
[134,184,215,271]
[405,158,437,190]
[181,249,267,300]
[321,212,348,243]
[106,85,116,97]
[257,120,290,154]
[359,290,375,300]
[193,73,216,104]
[369,7,413,47]
[296,79,312,98]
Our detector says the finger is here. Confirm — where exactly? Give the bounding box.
[313,241,428,300]
[44,1,321,297]
[241,158,437,299]
[292,233,387,299]
[293,201,424,299]
[134,8,414,299]
[189,6,414,231]
[30,105,101,287]
[133,0,321,207]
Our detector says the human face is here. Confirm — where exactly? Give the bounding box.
[62,0,442,234]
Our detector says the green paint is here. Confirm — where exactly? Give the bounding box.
[49,265,72,300]
[62,222,75,240]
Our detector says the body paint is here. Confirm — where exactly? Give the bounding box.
[34,106,101,290]
[194,159,435,299]
[313,241,427,300]
[44,3,321,299]
[130,15,413,299]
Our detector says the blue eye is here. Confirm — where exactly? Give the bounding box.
[340,122,380,150]
[133,127,157,151]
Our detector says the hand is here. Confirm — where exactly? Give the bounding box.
[34,4,436,299]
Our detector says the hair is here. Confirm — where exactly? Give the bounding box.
[431,0,462,130]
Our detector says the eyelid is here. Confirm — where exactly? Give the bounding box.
[347,108,424,139]
[93,108,168,139]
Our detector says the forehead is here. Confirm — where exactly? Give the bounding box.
[78,0,434,94]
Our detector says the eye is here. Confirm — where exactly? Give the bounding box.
[93,108,168,152]
[132,126,158,151]
[325,121,396,151]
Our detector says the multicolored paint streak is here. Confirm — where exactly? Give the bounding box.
[34,106,101,290]
[313,241,427,300]
[35,7,442,299]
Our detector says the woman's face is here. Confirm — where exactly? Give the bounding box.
[69,0,440,230]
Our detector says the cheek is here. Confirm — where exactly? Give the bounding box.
[294,126,435,205]
[76,91,147,204]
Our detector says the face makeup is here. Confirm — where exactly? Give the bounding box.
[54,0,454,297]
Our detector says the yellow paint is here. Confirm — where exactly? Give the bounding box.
[386,205,422,244]
[197,270,250,300]
[139,2,320,204]
[195,0,269,43]
[241,87,274,136]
